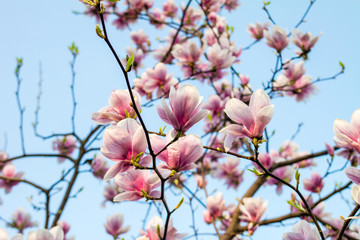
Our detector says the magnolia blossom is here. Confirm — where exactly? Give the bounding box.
[267,164,294,194]
[157,85,210,134]
[333,109,360,153]
[150,133,203,175]
[345,167,360,185]
[283,61,306,81]
[220,89,274,151]
[14,226,64,240]
[203,192,228,224]
[57,221,74,240]
[264,26,289,52]
[104,213,130,239]
[239,197,267,234]
[254,152,275,171]
[292,29,320,53]
[130,29,149,48]
[103,182,122,206]
[52,136,77,163]
[138,216,186,240]
[290,194,328,220]
[247,22,270,40]
[183,6,203,28]
[325,142,335,157]
[101,118,151,181]
[0,164,24,193]
[9,208,37,233]
[136,63,178,99]
[113,169,160,202]
[216,157,243,189]
[207,43,236,70]
[91,155,109,180]
[303,172,324,193]
[282,220,320,240]
[92,89,141,125]
[224,0,240,11]
[162,0,178,17]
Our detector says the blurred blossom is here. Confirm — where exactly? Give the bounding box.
[0,164,24,194]
[216,157,243,189]
[264,26,289,52]
[52,136,77,163]
[91,155,109,180]
[325,142,335,158]
[292,29,321,54]
[247,22,270,40]
[303,172,324,193]
[163,0,178,18]
[8,208,37,233]
[103,182,122,207]
[104,213,130,239]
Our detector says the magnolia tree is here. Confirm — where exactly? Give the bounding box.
[1,0,359,240]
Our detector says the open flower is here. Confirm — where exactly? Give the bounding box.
[264,26,289,52]
[157,85,210,134]
[52,136,77,163]
[150,133,203,175]
[239,197,267,235]
[101,118,151,181]
[8,208,37,233]
[220,89,274,151]
[104,213,130,239]
[292,29,320,53]
[139,216,186,240]
[282,220,320,240]
[333,109,360,153]
[0,164,24,193]
[247,22,270,40]
[303,172,324,193]
[113,170,160,202]
[203,192,230,224]
[91,89,141,125]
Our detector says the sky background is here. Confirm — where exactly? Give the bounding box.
[1,0,360,239]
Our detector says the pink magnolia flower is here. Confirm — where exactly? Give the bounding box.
[92,89,141,125]
[292,29,320,53]
[283,61,306,81]
[104,213,130,239]
[125,46,146,70]
[239,197,267,235]
[150,133,203,175]
[279,140,299,158]
[247,22,270,40]
[139,216,186,240]
[254,152,275,171]
[282,220,320,240]
[163,0,178,18]
[224,0,240,11]
[0,164,24,193]
[303,172,324,193]
[216,157,244,189]
[172,40,204,77]
[57,221,70,236]
[103,182,122,206]
[203,192,228,223]
[183,6,203,28]
[9,208,37,233]
[148,8,166,29]
[130,29,149,50]
[333,109,360,153]
[157,85,210,134]
[207,43,236,70]
[195,174,207,189]
[220,89,274,151]
[91,155,109,180]
[264,26,289,52]
[325,142,335,158]
[201,0,225,13]
[52,136,77,163]
[138,63,178,99]
[101,118,151,181]
[290,194,328,220]
[239,74,249,86]
[345,167,360,185]
[25,226,64,240]
[113,169,160,201]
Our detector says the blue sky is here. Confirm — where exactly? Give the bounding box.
[1,0,360,239]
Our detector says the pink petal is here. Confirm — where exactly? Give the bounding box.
[224,98,254,129]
